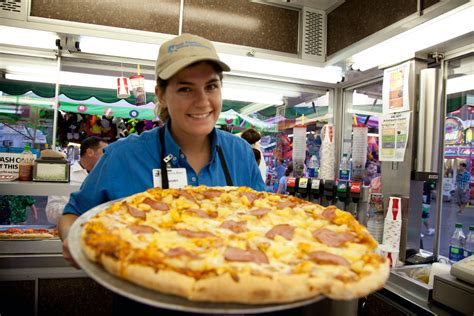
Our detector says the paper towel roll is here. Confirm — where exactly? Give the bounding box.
[428,262,451,287]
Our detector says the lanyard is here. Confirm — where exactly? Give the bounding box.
[159,127,233,189]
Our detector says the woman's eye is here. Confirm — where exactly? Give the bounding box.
[207,83,220,91]
[177,87,192,93]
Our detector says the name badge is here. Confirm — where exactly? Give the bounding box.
[152,168,188,188]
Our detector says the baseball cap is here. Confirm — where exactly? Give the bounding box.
[156,33,231,80]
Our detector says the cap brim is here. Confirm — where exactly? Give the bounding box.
[158,56,231,80]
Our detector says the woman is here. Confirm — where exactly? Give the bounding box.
[59,34,265,267]
[276,162,293,194]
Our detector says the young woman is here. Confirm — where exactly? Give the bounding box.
[59,34,265,267]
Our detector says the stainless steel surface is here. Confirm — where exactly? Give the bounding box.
[0,181,80,196]
[433,273,474,315]
[0,254,69,269]
[0,238,61,254]
[68,201,325,314]
[390,264,432,302]
[417,68,440,174]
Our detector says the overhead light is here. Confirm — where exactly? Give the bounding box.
[5,68,286,104]
[79,36,160,60]
[240,102,280,115]
[0,25,58,50]
[220,53,342,83]
[351,3,474,71]
[446,74,474,95]
[78,35,342,83]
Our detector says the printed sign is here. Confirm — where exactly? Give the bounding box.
[0,153,22,176]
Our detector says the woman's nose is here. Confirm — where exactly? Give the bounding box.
[194,89,210,106]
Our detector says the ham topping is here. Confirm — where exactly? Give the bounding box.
[276,201,294,209]
[176,229,215,238]
[188,208,218,219]
[202,190,222,199]
[321,207,336,220]
[220,220,248,233]
[241,192,258,203]
[128,225,157,234]
[308,251,350,267]
[166,247,200,259]
[176,189,196,202]
[224,247,269,264]
[126,203,146,219]
[312,228,355,247]
[143,198,169,211]
[265,224,295,241]
[249,208,271,218]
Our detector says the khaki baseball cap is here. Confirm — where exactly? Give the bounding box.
[156,33,231,80]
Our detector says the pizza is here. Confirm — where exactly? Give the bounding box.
[0,227,58,239]
[80,186,389,304]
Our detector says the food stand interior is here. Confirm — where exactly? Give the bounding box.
[0,0,473,315]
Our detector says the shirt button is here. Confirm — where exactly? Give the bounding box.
[180,154,185,159]
[172,157,177,161]
[191,177,197,182]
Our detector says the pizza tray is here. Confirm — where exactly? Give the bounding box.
[69,200,325,314]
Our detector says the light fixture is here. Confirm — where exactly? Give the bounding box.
[446,74,474,95]
[239,102,281,115]
[79,36,161,60]
[5,68,287,105]
[220,53,343,83]
[0,25,58,50]
[351,3,474,71]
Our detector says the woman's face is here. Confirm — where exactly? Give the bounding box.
[157,62,222,139]
[367,163,378,176]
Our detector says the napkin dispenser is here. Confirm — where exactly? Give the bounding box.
[33,150,70,182]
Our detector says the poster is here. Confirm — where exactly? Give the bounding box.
[382,62,411,114]
[379,112,410,161]
[0,153,22,176]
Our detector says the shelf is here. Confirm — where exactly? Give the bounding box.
[0,181,81,196]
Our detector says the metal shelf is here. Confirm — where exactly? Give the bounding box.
[0,181,80,196]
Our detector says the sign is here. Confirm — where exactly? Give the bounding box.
[445,117,464,145]
[0,153,22,176]
[379,112,410,161]
[382,62,412,114]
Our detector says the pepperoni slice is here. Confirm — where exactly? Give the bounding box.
[166,247,200,259]
[126,203,146,219]
[312,228,355,247]
[143,198,169,211]
[176,189,196,202]
[220,220,248,233]
[176,229,215,238]
[265,224,295,241]
[241,191,258,203]
[188,208,218,219]
[276,201,294,209]
[249,208,271,218]
[128,225,157,234]
[224,247,269,264]
[307,251,350,267]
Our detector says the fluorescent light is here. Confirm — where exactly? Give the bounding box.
[351,3,474,71]
[0,26,58,50]
[5,69,286,105]
[79,36,160,60]
[240,102,282,115]
[220,53,342,83]
[446,74,474,95]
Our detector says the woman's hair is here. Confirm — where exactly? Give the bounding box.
[155,61,224,122]
[252,148,261,164]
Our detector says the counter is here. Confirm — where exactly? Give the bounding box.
[0,180,80,196]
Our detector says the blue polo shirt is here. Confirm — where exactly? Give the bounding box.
[64,125,265,216]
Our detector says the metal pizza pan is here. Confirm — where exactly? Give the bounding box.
[68,199,324,314]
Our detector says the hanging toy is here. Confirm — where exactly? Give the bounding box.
[129,64,146,105]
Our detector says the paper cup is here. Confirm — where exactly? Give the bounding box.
[378,244,399,268]
[129,74,146,105]
[116,77,131,98]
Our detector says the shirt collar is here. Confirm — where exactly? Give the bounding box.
[163,122,220,163]
[71,160,87,173]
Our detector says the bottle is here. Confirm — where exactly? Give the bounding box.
[449,223,465,263]
[464,225,474,258]
[18,143,35,181]
[308,155,318,178]
[366,193,384,243]
[339,153,351,181]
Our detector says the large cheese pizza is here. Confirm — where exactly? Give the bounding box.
[80,186,389,304]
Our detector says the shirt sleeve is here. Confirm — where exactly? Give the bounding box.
[45,195,68,224]
[248,148,266,192]
[64,151,113,216]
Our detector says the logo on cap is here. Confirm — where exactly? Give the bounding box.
[168,41,211,54]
